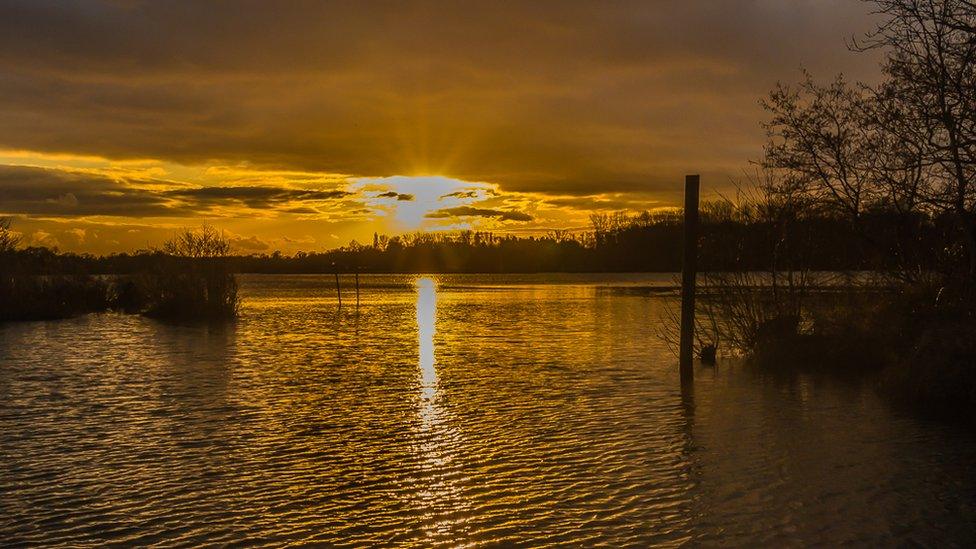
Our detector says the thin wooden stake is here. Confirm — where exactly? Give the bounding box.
[355,271,360,307]
[679,174,700,383]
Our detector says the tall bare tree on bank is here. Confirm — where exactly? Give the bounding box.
[763,0,976,283]
[864,0,976,276]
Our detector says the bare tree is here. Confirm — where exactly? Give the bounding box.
[0,217,21,254]
[763,0,976,280]
[859,0,976,275]
[150,224,238,319]
[762,73,878,220]
[163,224,231,258]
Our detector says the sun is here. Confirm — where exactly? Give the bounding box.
[353,175,494,230]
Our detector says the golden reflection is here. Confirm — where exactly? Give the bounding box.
[413,277,467,539]
[417,277,438,400]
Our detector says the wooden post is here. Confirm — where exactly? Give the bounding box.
[679,174,700,383]
[334,270,342,308]
[355,270,360,307]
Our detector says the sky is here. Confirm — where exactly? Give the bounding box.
[0,0,882,254]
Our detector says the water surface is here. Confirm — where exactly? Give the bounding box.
[2,274,974,546]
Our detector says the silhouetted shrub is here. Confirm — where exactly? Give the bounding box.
[139,226,240,320]
[0,220,239,322]
[141,265,239,320]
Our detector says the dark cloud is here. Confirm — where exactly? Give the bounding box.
[375,191,415,201]
[426,206,532,222]
[0,165,182,217]
[0,165,347,217]
[166,186,349,208]
[544,193,667,211]
[440,190,483,200]
[283,206,321,214]
[0,1,882,197]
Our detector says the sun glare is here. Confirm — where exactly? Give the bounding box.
[354,175,493,230]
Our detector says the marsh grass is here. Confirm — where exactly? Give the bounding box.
[0,218,112,322]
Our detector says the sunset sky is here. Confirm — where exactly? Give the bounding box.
[0,1,882,254]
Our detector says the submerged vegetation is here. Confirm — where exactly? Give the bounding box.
[139,225,239,320]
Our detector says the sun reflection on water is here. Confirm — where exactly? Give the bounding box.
[417,277,438,400]
[413,276,468,539]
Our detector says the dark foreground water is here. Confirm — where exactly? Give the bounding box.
[2,274,975,547]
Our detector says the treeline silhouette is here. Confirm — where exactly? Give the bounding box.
[2,206,954,276]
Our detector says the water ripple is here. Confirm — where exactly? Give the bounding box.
[1,274,975,546]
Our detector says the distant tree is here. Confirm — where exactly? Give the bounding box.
[547,229,571,242]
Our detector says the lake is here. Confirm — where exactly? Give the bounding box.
[2,274,975,546]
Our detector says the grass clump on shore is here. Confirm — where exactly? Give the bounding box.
[670,270,976,425]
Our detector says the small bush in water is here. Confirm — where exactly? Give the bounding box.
[141,225,240,320]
